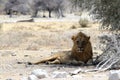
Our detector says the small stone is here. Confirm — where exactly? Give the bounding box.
[19,73,23,76]
[72,75,82,78]
[6,78,13,80]
[20,77,28,80]
[31,69,49,79]
[25,55,28,57]
[70,68,82,75]
[11,52,16,56]
[28,74,39,80]
[52,71,68,78]
[109,70,120,80]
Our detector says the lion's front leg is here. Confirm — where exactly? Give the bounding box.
[47,59,61,64]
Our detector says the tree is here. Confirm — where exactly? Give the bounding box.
[0,0,8,14]
[69,0,96,11]
[4,0,33,16]
[69,0,83,12]
[32,0,65,18]
[92,0,120,30]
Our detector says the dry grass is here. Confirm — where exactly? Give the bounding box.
[0,16,100,51]
[1,22,79,32]
[0,28,100,51]
[0,30,79,50]
[0,21,80,50]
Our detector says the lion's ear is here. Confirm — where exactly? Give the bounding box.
[71,36,75,41]
[88,36,90,40]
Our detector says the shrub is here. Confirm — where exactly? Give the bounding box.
[95,32,120,70]
[79,18,89,27]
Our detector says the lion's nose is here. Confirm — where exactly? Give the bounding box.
[78,45,82,48]
[80,48,84,50]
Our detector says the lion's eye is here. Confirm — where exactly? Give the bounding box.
[82,41,86,44]
[76,40,79,44]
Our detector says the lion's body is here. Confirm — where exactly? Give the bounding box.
[33,51,75,64]
[32,32,93,65]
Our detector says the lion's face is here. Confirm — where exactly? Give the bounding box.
[72,32,90,53]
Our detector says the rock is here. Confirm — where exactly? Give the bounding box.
[72,75,82,78]
[24,55,29,57]
[109,70,120,80]
[6,79,13,80]
[28,74,39,80]
[52,71,68,78]
[31,69,49,79]
[11,52,16,56]
[20,77,28,80]
[1,51,16,57]
[70,68,82,75]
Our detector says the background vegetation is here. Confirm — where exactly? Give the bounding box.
[0,0,119,30]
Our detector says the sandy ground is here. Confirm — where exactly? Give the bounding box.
[0,15,108,80]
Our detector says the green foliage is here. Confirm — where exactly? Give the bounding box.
[92,0,120,30]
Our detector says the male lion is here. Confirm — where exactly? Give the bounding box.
[31,32,93,65]
[71,32,93,64]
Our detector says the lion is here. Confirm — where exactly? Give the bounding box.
[71,32,93,64]
[31,32,93,65]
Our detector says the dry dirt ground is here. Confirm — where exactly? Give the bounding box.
[0,15,108,80]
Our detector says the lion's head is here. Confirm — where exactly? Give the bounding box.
[72,32,90,53]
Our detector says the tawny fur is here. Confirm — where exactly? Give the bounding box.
[71,32,93,64]
[32,51,73,64]
[32,32,93,65]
